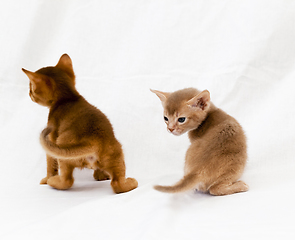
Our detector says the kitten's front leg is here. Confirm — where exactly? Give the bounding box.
[40,155,58,184]
[93,168,110,181]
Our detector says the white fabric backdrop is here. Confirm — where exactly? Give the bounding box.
[1,0,295,239]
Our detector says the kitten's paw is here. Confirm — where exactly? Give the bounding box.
[209,180,249,196]
[125,178,138,191]
[238,181,249,192]
[47,176,74,190]
[111,177,138,194]
[40,177,48,184]
[93,169,111,181]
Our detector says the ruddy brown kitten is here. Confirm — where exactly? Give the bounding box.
[22,54,138,193]
[151,88,248,195]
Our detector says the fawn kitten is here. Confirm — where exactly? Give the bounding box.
[151,88,248,195]
[22,54,138,193]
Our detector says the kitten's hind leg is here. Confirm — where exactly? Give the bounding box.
[40,155,58,184]
[209,180,249,196]
[93,168,110,181]
[47,160,74,190]
[104,154,138,194]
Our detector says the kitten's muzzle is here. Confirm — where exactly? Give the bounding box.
[167,127,174,133]
[167,127,182,136]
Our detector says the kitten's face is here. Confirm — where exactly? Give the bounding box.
[151,88,211,136]
[22,54,75,107]
[163,111,190,136]
[163,106,203,136]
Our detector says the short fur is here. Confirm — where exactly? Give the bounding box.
[151,88,248,195]
[22,54,138,193]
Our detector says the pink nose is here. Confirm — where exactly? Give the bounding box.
[168,127,174,132]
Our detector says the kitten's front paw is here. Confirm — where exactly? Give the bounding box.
[47,176,73,190]
[93,169,111,181]
[40,177,48,184]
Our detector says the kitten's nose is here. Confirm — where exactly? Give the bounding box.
[168,127,174,133]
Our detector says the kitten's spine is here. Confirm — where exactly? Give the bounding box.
[154,173,199,193]
[40,127,96,159]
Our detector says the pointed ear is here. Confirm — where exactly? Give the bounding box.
[150,89,170,104]
[56,54,74,76]
[187,90,210,111]
[56,54,72,68]
[22,68,42,86]
[22,68,51,90]
[22,68,35,80]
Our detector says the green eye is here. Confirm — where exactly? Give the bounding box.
[164,116,168,121]
[178,117,186,123]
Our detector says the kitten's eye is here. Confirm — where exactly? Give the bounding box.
[178,117,186,123]
[164,116,168,121]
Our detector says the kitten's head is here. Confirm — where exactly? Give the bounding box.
[151,88,211,136]
[22,54,76,107]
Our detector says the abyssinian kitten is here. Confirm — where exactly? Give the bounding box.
[151,88,248,195]
[22,54,138,193]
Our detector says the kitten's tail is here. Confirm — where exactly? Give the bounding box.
[154,173,199,193]
[40,127,96,159]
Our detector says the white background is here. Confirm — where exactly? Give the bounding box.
[1,0,295,239]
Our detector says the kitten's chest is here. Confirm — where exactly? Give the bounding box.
[84,155,100,169]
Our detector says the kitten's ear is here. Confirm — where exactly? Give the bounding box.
[22,68,51,90]
[22,68,42,85]
[187,90,210,111]
[150,89,170,105]
[56,54,74,77]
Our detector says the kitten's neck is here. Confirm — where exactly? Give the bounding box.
[48,91,81,117]
[188,103,221,139]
